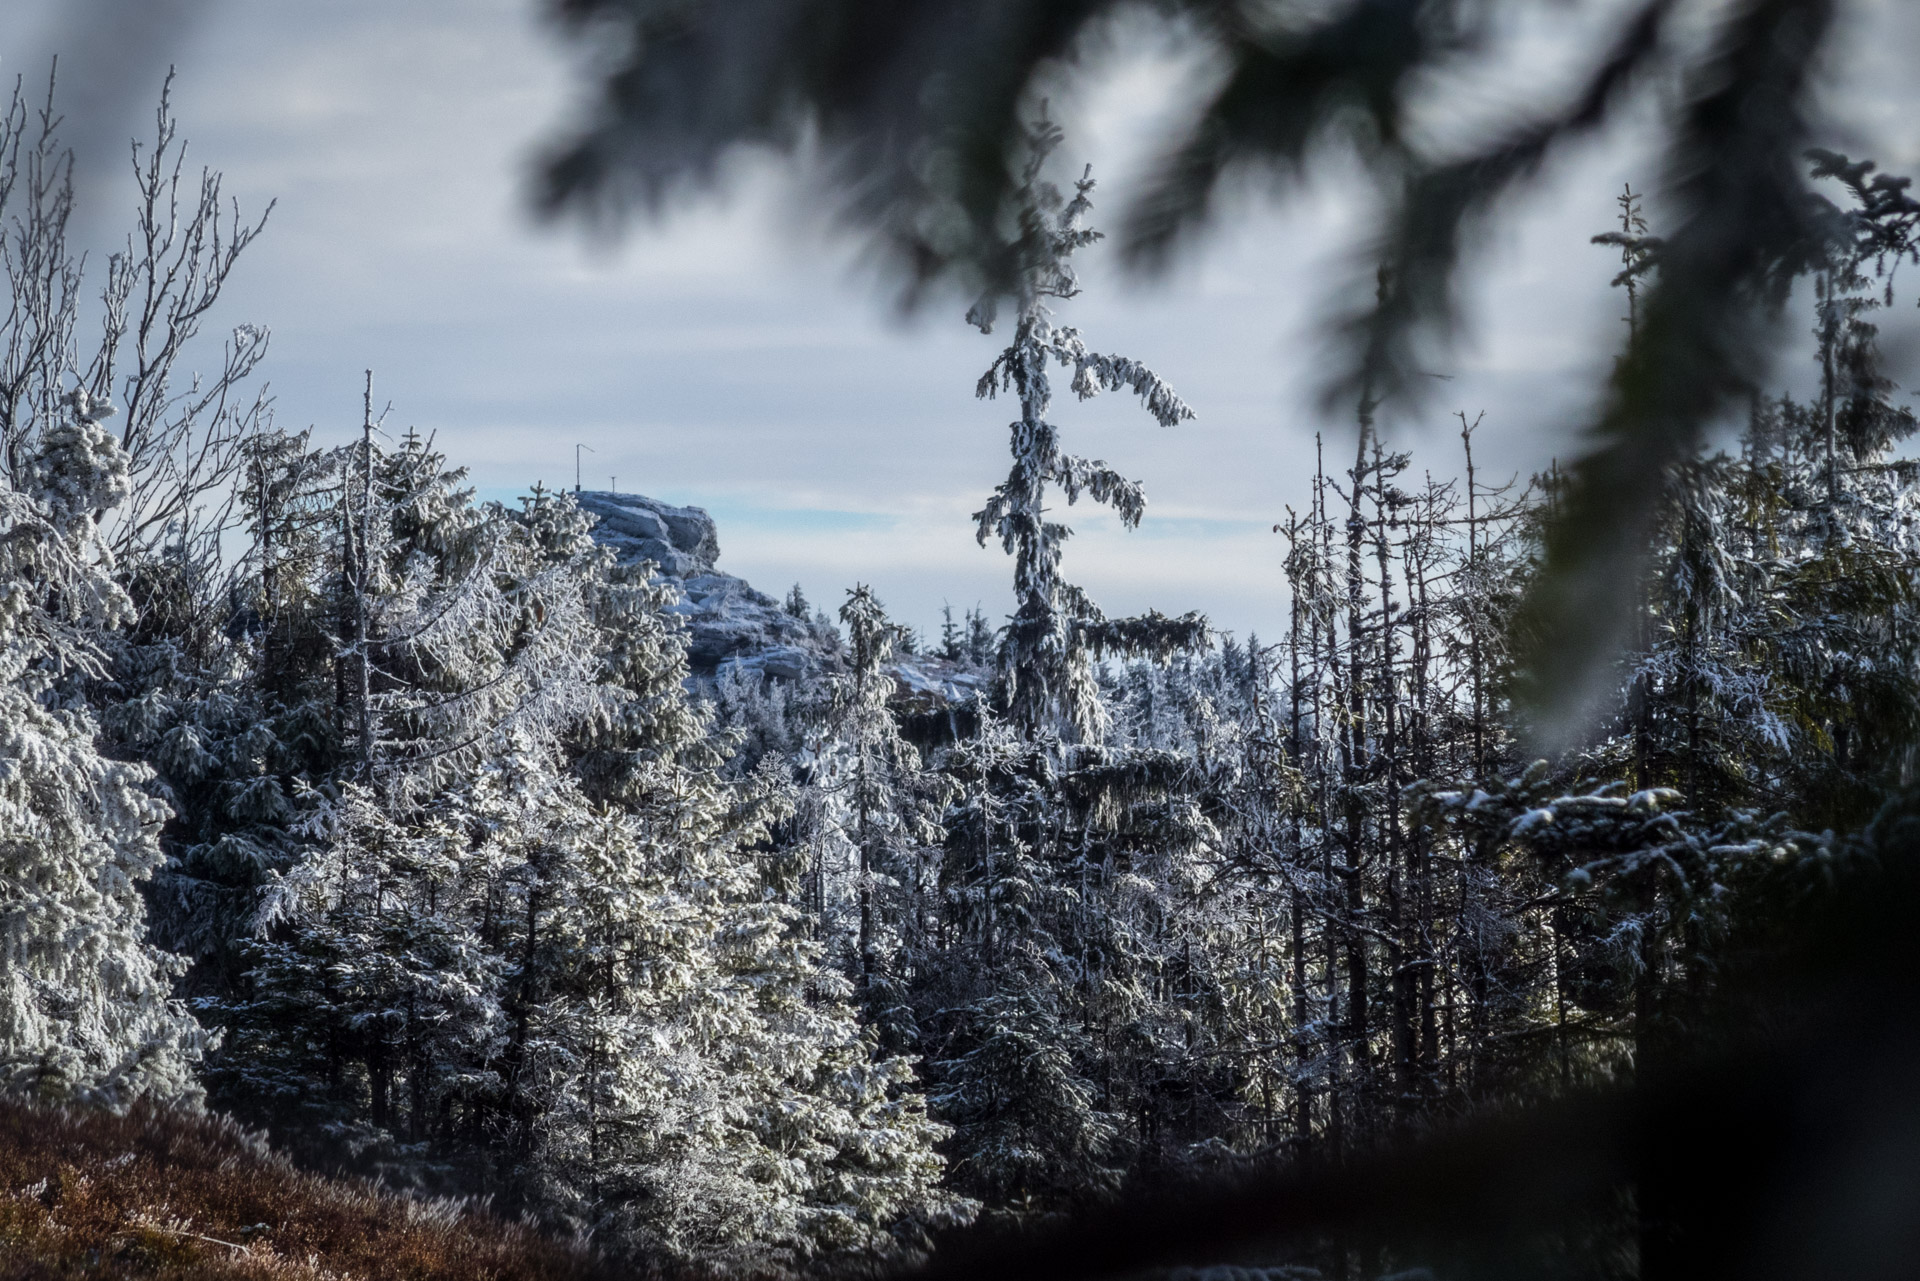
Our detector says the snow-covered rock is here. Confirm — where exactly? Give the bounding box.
[576,490,838,675]
[576,491,992,722]
[575,490,720,579]
[888,655,988,716]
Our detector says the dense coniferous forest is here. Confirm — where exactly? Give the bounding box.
[5,53,1920,1280]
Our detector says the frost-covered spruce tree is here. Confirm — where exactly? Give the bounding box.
[968,112,1205,742]
[708,661,805,778]
[567,565,968,1271]
[372,475,610,794]
[114,428,343,1000]
[798,586,950,1045]
[1596,153,1920,830]
[1089,645,1295,1159]
[0,69,271,1106]
[224,456,966,1269]
[1739,151,1920,829]
[917,114,1220,1212]
[0,389,204,1104]
[919,714,1125,1211]
[211,446,617,1165]
[3,69,282,1012]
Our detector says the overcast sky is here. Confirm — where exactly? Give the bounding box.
[8,0,1920,642]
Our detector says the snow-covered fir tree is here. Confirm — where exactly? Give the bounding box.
[797,586,950,1047]
[0,387,205,1104]
[0,72,271,1108]
[195,433,967,1271]
[968,110,1206,741]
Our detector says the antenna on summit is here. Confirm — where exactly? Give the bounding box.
[576,443,594,494]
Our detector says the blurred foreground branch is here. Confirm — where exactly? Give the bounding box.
[536,0,1862,735]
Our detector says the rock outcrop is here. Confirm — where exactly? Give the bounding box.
[574,491,720,580]
[575,490,991,740]
[574,490,838,676]
[887,654,988,716]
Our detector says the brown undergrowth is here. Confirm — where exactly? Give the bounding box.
[0,1098,610,1280]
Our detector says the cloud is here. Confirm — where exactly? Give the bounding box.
[11,0,216,233]
[24,0,1916,647]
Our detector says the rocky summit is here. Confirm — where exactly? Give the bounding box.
[574,490,837,677]
[572,489,721,578]
[572,490,989,724]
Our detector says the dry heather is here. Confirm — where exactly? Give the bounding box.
[0,1098,609,1280]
